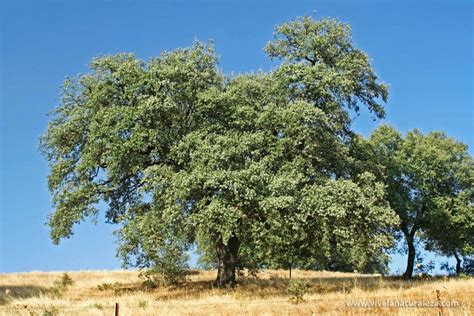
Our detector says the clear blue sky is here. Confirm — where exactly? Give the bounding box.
[0,0,472,273]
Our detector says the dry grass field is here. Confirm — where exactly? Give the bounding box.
[0,269,472,315]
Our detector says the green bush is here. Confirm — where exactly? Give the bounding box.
[50,273,74,298]
[42,307,59,316]
[97,282,113,291]
[92,303,103,310]
[140,277,159,290]
[53,272,74,289]
[286,279,309,304]
[139,263,188,288]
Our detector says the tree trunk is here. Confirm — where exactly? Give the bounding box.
[403,234,416,278]
[215,234,240,287]
[289,264,292,279]
[454,252,462,276]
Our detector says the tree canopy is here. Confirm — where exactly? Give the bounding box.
[366,125,473,277]
[41,15,472,285]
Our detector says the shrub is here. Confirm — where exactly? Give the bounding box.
[97,283,114,291]
[54,272,74,288]
[42,307,59,316]
[50,273,74,298]
[92,303,103,310]
[138,300,148,308]
[139,263,188,288]
[286,279,309,304]
[110,282,125,296]
[119,240,189,287]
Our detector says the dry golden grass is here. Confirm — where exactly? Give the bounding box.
[0,269,472,315]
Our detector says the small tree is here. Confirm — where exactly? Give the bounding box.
[287,279,309,304]
[423,190,473,275]
[368,126,473,278]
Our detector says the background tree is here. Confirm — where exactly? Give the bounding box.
[41,16,396,287]
[423,190,474,275]
[367,125,473,278]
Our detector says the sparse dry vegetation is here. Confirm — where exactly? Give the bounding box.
[0,270,472,315]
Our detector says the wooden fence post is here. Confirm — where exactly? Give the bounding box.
[115,302,119,316]
[435,290,444,316]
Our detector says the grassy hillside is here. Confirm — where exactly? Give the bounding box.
[0,270,472,315]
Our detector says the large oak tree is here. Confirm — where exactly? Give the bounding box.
[41,16,397,286]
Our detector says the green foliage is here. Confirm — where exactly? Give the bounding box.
[42,307,59,316]
[96,282,126,296]
[97,282,113,291]
[265,16,388,120]
[138,300,148,308]
[138,252,189,287]
[50,273,74,298]
[423,190,474,260]
[366,125,473,276]
[252,172,398,273]
[286,279,309,304]
[57,272,74,287]
[92,303,104,310]
[41,15,397,285]
[119,219,190,286]
[112,283,126,296]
